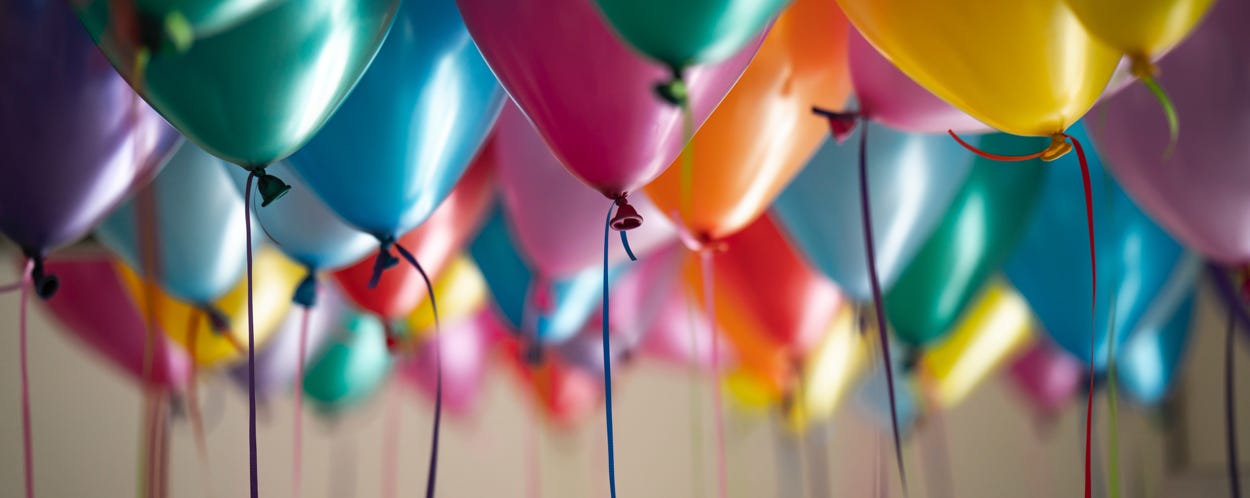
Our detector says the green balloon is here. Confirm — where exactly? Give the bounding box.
[304,313,392,412]
[75,0,399,167]
[884,134,1048,348]
[594,0,785,70]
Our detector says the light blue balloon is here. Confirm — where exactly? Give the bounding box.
[96,141,260,304]
[469,207,625,344]
[224,162,375,271]
[288,0,505,239]
[303,312,392,412]
[773,124,974,301]
[1118,292,1195,405]
[1005,123,1189,371]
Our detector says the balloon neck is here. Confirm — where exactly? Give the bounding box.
[293,271,318,308]
[610,195,643,231]
[24,252,58,300]
[384,322,405,354]
[203,306,230,333]
[522,340,545,366]
[654,67,688,107]
[367,237,401,289]
[812,107,860,145]
[901,347,923,374]
[1039,134,1073,162]
[252,168,291,207]
[1129,55,1158,80]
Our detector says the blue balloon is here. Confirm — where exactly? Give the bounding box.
[1005,123,1190,370]
[288,0,505,239]
[854,342,918,437]
[773,124,973,301]
[96,141,260,304]
[224,162,375,272]
[469,207,625,344]
[1118,292,1195,405]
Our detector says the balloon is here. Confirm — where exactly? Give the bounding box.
[40,255,190,388]
[288,0,504,238]
[594,0,783,70]
[836,0,1119,136]
[1007,340,1084,417]
[884,134,1047,348]
[848,31,987,134]
[405,256,489,341]
[470,207,625,344]
[115,248,304,367]
[786,307,869,432]
[74,0,399,168]
[227,285,352,399]
[494,104,676,278]
[642,0,852,241]
[399,310,503,418]
[457,0,761,199]
[499,334,602,429]
[224,161,374,273]
[772,125,973,301]
[685,214,842,392]
[1089,0,1250,264]
[1118,292,1195,405]
[1005,124,1195,369]
[96,141,260,304]
[919,280,1034,408]
[1065,0,1214,61]
[303,312,392,413]
[855,340,919,437]
[0,0,178,259]
[333,155,495,320]
[724,369,782,413]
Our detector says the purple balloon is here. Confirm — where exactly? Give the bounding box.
[1090,0,1250,263]
[0,0,178,255]
[228,284,348,399]
[1006,340,1083,417]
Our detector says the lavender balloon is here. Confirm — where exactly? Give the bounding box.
[1090,0,1250,263]
[0,0,178,277]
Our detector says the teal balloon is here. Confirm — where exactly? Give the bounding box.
[1005,123,1192,370]
[224,162,374,271]
[594,0,784,68]
[303,312,391,412]
[469,207,624,344]
[96,141,260,304]
[74,0,399,166]
[884,134,1047,348]
[773,124,973,301]
[288,0,504,238]
[1118,292,1195,405]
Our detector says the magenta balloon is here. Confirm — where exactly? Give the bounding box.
[399,311,501,418]
[849,30,988,134]
[40,256,190,389]
[1090,0,1250,263]
[1006,341,1083,417]
[495,104,677,277]
[456,0,761,198]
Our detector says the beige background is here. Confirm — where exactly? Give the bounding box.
[0,260,1247,498]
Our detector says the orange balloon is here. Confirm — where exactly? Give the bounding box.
[644,0,851,241]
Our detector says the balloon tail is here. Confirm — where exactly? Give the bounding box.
[382,386,401,498]
[699,250,728,498]
[392,242,442,498]
[17,259,34,498]
[293,305,312,498]
[861,121,908,495]
[244,172,260,498]
[601,200,621,498]
[811,107,859,145]
[1130,57,1179,158]
[1228,304,1243,498]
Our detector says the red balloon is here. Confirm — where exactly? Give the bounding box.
[332,145,496,320]
[498,332,602,429]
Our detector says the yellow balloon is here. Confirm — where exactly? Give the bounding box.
[1065,0,1214,59]
[724,369,781,413]
[837,0,1120,137]
[116,248,304,368]
[918,280,1033,408]
[405,256,488,339]
[785,307,868,432]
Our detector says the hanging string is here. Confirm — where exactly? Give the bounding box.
[857,120,908,495]
[951,130,1097,498]
[185,310,215,494]
[918,370,954,498]
[390,241,442,498]
[16,259,34,498]
[293,304,313,498]
[244,172,261,498]
[684,295,706,498]
[1228,301,1243,498]
[601,201,622,498]
[382,385,401,498]
[1104,178,1122,498]
[526,403,542,498]
[1129,56,1179,157]
[698,250,728,498]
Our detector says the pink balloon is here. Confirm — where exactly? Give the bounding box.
[849,30,989,134]
[1090,0,1250,264]
[40,255,191,389]
[399,311,502,418]
[495,103,677,278]
[1006,340,1083,417]
[456,0,762,198]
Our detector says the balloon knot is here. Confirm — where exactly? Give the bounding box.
[367,237,401,289]
[250,167,291,207]
[522,341,545,366]
[654,67,688,107]
[1129,55,1158,80]
[293,270,318,307]
[25,253,58,299]
[812,106,860,145]
[1040,133,1073,162]
[610,195,643,231]
[204,306,230,333]
[901,347,923,374]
